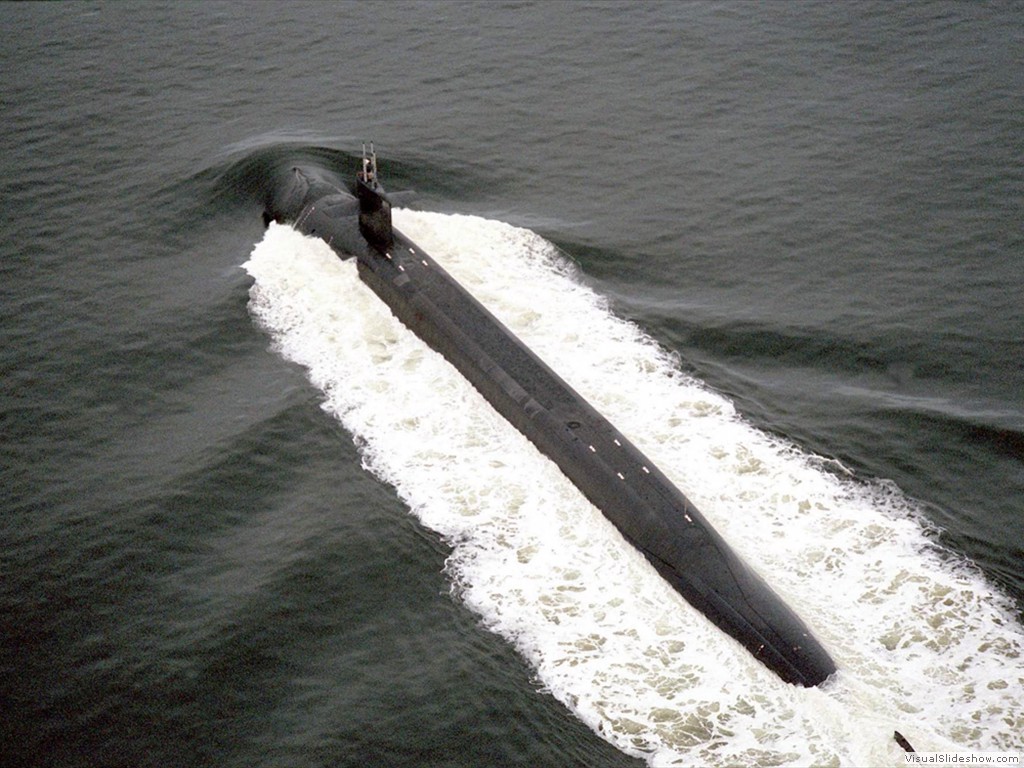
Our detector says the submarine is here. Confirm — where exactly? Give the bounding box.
[262,145,837,687]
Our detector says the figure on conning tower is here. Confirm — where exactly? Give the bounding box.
[359,142,380,187]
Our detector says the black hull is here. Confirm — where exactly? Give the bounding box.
[265,159,836,687]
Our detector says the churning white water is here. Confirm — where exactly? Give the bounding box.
[244,212,1023,766]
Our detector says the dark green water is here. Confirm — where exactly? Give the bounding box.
[2,2,1021,765]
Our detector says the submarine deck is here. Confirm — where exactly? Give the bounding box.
[348,221,836,688]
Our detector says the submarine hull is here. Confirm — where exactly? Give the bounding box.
[265,158,837,688]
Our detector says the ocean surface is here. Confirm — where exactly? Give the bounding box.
[2,2,1022,766]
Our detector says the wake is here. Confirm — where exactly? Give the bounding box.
[244,211,1023,766]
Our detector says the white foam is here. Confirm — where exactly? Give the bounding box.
[244,215,1024,766]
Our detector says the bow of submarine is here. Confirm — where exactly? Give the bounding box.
[263,165,370,256]
[262,159,837,688]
